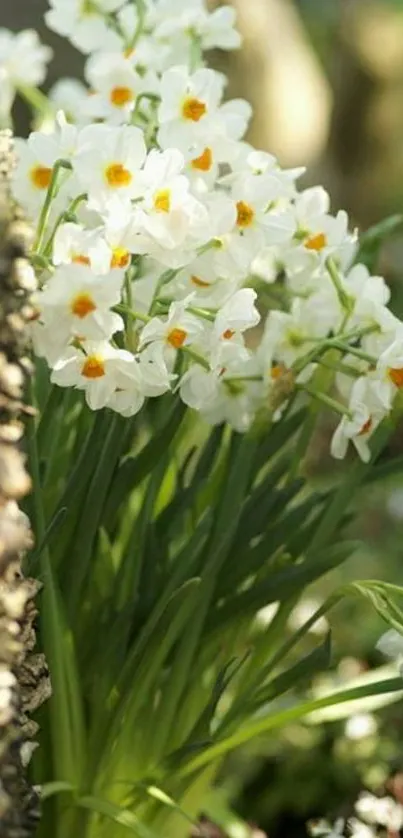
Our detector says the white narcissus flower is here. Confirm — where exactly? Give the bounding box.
[73,124,147,207]
[139,298,205,358]
[291,186,357,267]
[166,251,239,307]
[376,338,403,403]
[153,0,241,51]
[12,114,80,217]
[49,77,90,124]
[132,148,209,253]
[12,133,62,216]
[53,222,100,268]
[157,66,249,153]
[45,0,125,54]
[261,296,338,369]
[51,341,144,413]
[228,147,304,202]
[83,52,158,125]
[211,289,260,354]
[37,263,124,343]
[180,353,261,432]
[330,377,387,463]
[0,29,52,119]
[228,174,297,262]
[53,219,131,276]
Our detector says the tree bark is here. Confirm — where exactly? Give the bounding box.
[0,130,51,837]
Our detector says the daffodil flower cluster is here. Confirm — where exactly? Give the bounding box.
[7,0,403,460]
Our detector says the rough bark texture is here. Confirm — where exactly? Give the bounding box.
[0,130,51,837]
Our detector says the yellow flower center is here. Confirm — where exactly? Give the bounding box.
[191,147,213,172]
[30,165,53,190]
[110,86,134,107]
[71,292,96,319]
[304,232,327,251]
[191,275,210,288]
[223,328,235,340]
[105,162,132,188]
[110,247,130,269]
[81,355,105,379]
[388,367,403,388]
[181,96,207,122]
[154,189,171,213]
[236,201,255,229]
[167,327,187,348]
[72,254,91,266]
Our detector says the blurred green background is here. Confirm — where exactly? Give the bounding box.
[5,0,403,835]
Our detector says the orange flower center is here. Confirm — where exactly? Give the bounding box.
[191,275,210,288]
[167,327,187,348]
[105,162,132,188]
[388,367,403,388]
[72,254,91,266]
[191,147,213,172]
[358,417,373,437]
[71,292,96,319]
[305,232,327,252]
[182,96,207,122]
[81,355,105,379]
[271,364,285,380]
[110,247,130,269]
[110,86,134,107]
[223,329,235,340]
[154,188,171,213]
[30,165,52,190]
[236,201,255,228]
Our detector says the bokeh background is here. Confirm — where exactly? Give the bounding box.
[4,1,403,835]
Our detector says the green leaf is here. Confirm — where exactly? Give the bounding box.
[66,413,128,617]
[90,579,201,780]
[250,632,332,709]
[177,677,403,776]
[40,781,75,801]
[76,795,161,838]
[209,541,358,632]
[219,635,332,734]
[105,398,186,527]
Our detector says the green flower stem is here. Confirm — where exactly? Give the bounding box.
[317,357,362,378]
[326,340,376,365]
[17,83,55,120]
[131,92,161,126]
[114,303,150,323]
[127,0,147,50]
[326,256,355,319]
[43,192,87,259]
[188,306,216,322]
[181,345,210,370]
[149,268,180,315]
[292,325,378,376]
[33,159,72,254]
[299,383,353,418]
